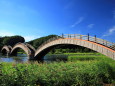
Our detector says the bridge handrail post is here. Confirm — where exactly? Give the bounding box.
[62,33,64,38]
[87,33,89,41]
[57,36,58,39]
[80,35,82,39]
[51,38,52,41]
[68,34,69,38]
[105,41,107,46]
[104,40,106,46]
[70,34,71,38]
[103,39,105,45]
[74,34,76,38]
[94,35,97,42]
[58,36,60,39]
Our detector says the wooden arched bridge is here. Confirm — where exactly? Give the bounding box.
[1,34,115,60]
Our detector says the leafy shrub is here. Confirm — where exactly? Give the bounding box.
[0,60,115,86]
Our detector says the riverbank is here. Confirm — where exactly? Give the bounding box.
[0,53,115,86]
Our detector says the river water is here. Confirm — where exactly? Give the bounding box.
[0,53,68,63]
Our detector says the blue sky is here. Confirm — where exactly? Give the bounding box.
[0,0,115,42]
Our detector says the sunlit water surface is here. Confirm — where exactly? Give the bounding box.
[0,53,68,63]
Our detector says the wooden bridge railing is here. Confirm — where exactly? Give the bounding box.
[62,34,115,50]
[36,34,115,51]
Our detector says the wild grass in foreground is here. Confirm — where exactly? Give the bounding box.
[0,55,115,86]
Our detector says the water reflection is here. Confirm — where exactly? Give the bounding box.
[0,53,28,63]
[0,53,68,63]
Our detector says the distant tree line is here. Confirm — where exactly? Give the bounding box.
[28,35,58,49]
[48,45,96,54]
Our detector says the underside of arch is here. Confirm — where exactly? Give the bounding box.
[10,47,28,56]
[1,46,11,55]
[1,49,8,55]
[34,44,62,60]
[10,43,31,58]
[34,44,96,60]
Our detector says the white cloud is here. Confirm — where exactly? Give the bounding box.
[0,30,40,42]
[87,24,94,28]
[24,35,40,42]
[0,30,14,36]
[70,17,84,28]
[103,26,115,37]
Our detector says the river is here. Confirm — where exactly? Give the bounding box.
[0,53,68,63]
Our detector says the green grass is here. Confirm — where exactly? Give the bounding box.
[0,53,115,86]
[67,53,109,61]
[17,52,26,54]
[64,52,102,55]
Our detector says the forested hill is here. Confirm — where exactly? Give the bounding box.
[0,35,25,50]
[28,35,57,49]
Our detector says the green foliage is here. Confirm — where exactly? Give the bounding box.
[0,37,5,49]
[2,35,25,46]
[0,55,115,86]
[28,35,57,49]
[46,54,68,61]
[0,35,25,50]
[67,53,103,61]
[48,45,96,54]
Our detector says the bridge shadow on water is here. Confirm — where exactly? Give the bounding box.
[0,53,68,63]
[29,54,68,63]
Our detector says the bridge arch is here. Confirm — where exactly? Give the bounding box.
[34,38,115,60]
[1,45,12,55]
[25,43,36,52]
[10,43,33,58]
[25,43,36,57]
[8,45,12,51]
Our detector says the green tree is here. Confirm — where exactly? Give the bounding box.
[2,35,25,46]
[28,35,58,49]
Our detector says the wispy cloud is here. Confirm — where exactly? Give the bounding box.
[0,30,14,37]
[24,35,40,42]
[0,30,40,42]
[70,17,84,28]
[87,24,94,29]
[102,26,115,37]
